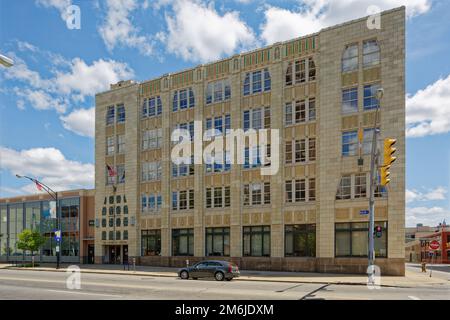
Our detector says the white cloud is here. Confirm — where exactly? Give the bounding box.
[98,0,155,56]
[53,58,134,98]
[163,0,257,63]
[2,51,133,130]
[406,206,450,227]
[35,0,73,21]
[406,74,450,137]
[60,107,95,138]
[406,187,447,203]
[0,146,94,193]
[260,0,431,45]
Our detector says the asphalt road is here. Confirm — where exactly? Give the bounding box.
[0,269,448,300]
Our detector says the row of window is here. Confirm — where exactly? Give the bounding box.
[173,88,195,112]
[206,186,231,208]
[101,205,129,216]
[142,161,162,182]
[206,79,231,104]
[336,173,387,200]
[243,69,271,96]
[285,98,316,125]
[285,57,316,86]
[342,83,381,114]
[172,190,195,211]
[285,138,316,164]
[141,194,162,213]
[106,135,125,155]
[285,178,316,203]
[142,96,162,118]
[101,230,129,240]
[141,222,387,257]
[342,128,377,156]
[106,104,125,125]
[342,40,380,73]
[243,182,271,206]
[100,217,129,228]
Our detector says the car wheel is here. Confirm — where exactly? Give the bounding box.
[214,271,225,281]
[180,270,189,280]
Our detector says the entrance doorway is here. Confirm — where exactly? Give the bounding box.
[87,245,95,264]
[108,245,122,264]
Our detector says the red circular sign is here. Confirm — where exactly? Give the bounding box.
[429,240,440,250]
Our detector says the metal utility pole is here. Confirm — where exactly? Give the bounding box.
[16,174,61,269]
[368,88,384,283]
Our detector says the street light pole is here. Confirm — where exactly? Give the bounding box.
[15,174,61,269]
[368,88,384,283]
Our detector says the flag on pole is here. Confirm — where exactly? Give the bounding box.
[35,181,43,191]
[106,164,116,177]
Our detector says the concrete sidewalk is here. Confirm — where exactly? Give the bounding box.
[1,263,448,288]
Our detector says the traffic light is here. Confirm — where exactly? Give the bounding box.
[381,138,397,186]
[374,226,382,238]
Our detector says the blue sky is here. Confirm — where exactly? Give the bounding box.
[0,0,449,227]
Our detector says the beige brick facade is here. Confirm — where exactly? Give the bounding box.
[94,7,405,275]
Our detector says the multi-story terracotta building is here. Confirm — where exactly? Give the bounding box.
[94,7,405,275]
[0,189,95,264]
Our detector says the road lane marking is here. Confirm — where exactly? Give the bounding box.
[408,296,421,300]
[46,289,122,298]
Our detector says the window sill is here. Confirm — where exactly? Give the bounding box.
[284,120,316,127]
[242,90,270,98]
[205,98,231,106]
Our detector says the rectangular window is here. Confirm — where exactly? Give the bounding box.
[335,222,387,258]
[363,128,378,155]
[243,184,250,205]
[117,135,125,154]
[295,100,306,123]
[354,173,367,198]
[285,224,316,257]
[116,104,125,123]
[342,87,358,114]
[285,180,293,203]
[308,138,316,161]
[263,182,270,205]
[172,192,178,210]
[172,228,194,256]
[294,139,306,163]
[243,110,250,131]
[308,98,316,121]
[252,70,262,93]
[295,59,306,83]
[206,188,212,208]
[308,57,316,81]
[243,226,270,257]
[364,84,381,110]
[213,81,222,102]
[224,186,231,207]
[285,141,292,164]
[342,131,358,156]
[309,178,316,201]
[206,83,213,104]
[206,227,230,257]
[342,44,358,73]
[142,230,161,256]
[106,106,115,125]
[213,188,222,208]
[285,102,293,125]
[336,175,351,200]
[295,179,306,202]
[106,136,115,155]
[251,183,262,205]
[117,164,125,184]
[363,40,380,68]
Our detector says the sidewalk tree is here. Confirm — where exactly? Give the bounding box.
[17,229,45,267]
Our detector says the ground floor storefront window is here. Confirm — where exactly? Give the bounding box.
[285,224,316,257]
[335,222,387,257]
[172,228,194,256]
[205,227,230,256]
[243,226,270,257]
[141,230,161,256]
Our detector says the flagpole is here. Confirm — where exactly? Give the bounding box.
[15,174,60,269]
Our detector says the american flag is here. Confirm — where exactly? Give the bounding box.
[106,164,116,177]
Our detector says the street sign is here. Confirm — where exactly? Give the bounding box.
[360,210,369,215]
[54,230,61,242]
[429,240,440,250]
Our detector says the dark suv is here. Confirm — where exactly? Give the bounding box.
[178,260,240,281]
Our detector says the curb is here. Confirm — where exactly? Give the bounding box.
[3,266,415,288]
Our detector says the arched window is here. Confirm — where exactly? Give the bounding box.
[342,44,358,73]
[363,40,380,68]
[285,62,293,86]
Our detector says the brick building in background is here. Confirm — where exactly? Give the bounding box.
[94,7,405,275]
[0,189,95,264]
